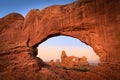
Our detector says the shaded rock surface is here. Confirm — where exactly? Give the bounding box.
[0,0,120,80]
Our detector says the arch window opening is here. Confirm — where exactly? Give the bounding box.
[37,36,100,67]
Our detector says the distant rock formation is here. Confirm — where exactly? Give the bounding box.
[80,56,89,66]
[49,59,61,67]
[61,50,89,66]
[49,60,55,66]
[56,59,60,65]
[49,50,89,70]
[61,50,67,63]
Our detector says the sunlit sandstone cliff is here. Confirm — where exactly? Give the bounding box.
[0,0,120,80]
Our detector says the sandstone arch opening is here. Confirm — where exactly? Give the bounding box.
[37,36,100,65]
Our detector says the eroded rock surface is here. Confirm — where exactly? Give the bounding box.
[0,0,120,80]
[61,50,67,63]
[49,51,89,70]
[60,50,89,69]
[23,0,120,63]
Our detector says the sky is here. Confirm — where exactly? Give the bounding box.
[0,0,76,18]
[0,0,100,63]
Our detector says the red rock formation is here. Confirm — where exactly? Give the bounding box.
[56,59,60,63]
[0,0,120,80]
[49,60,55,66]
[61,50,67,63]
[79,56,89,66]
[60,51,89,69]
[22,0,120,63]
[55,59,60,65]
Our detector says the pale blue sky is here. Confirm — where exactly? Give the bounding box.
[0,0,75,18]
[0,0,100,63]
[39,36,90,48]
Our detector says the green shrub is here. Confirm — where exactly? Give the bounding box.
[75,67,89,72]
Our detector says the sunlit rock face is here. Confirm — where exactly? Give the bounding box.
[61,50,67,63]
[0,0,120,80]
[60,50,89,68]
[49,50,89,69]
[23,0,120,63]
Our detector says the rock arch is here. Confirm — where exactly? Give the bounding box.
[0,0,120,64]
[23,0,120,63]
[0,0,120,79]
